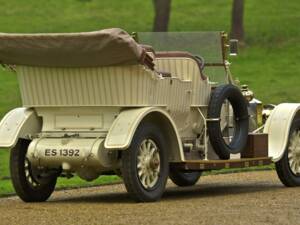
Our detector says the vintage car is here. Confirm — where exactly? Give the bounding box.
[0,28,299,202]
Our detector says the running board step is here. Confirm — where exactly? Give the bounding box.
[172,157,272,171]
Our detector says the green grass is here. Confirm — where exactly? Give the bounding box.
[231,43,300,104]
[0,0,299,195]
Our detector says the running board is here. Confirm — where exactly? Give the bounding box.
[172,157,272,171]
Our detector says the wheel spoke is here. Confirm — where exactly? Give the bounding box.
[150,147,156,156]
[295,161,300,175]
[24,158,49,189]
[138,169,143,177]
[288,154,293,160]
[297,161,300,174]
[142,175,147,187]
[137,161,142,169]
[147,141,152,152]
[148,175,152,187]
[136,139,161,190]
[287,130,300,176]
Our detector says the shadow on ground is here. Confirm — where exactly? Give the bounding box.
[49,182,284,204]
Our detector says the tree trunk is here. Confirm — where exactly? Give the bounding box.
[152,0,171,32]
[230,0,245,43]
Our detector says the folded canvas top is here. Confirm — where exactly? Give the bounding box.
[0,28,152,68]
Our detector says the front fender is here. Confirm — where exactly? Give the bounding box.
[0,108,41,148]
[104,107,184,161]
[263,103,300,162]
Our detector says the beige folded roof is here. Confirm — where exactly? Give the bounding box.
[0,28,146,68]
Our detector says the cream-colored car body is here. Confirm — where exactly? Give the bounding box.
[264,103,300,162]
[1,31,297,182]
[0,57,211,180]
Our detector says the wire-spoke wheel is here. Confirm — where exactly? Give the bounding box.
[121,122,169,202]
[276,118,300,186]
[288,131,300,175]
[10,139,57,202]
[137,139,161,189]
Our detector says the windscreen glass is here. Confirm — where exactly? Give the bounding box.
[137,32,224,64]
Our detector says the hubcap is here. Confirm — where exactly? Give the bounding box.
[288,130,300,176]
[137,139,161,189]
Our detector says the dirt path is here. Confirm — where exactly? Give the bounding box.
[0,171,299,225]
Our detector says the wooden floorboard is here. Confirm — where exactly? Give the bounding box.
[173,157,272,170]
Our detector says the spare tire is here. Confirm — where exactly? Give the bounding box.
[207,84,249,159]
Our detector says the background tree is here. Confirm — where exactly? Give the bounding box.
[152,0,172,32]
[230,0,245,44]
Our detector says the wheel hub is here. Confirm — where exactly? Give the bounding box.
[137,139,161,189]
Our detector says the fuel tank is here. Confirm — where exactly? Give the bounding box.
[26,137,118,172]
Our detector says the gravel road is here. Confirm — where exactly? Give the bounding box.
[0,171,299,225]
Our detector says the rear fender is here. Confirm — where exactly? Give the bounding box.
[0,108,41,148]
[104,107,184,161]
[263,103,300,162]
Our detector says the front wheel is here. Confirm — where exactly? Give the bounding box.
[10,139,57,202]
[275,119,300,186]
[121,122,169,202]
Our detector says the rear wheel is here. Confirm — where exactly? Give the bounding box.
[121,122,169,202]
[275,119,300,186]
[10,139,57,202]
[169,167,201,186]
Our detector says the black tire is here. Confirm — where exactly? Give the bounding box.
[207,84,249,159]
[10,139,57,202]
[121,122,169,202]
[169,167,202,186]
[275,118,300,187]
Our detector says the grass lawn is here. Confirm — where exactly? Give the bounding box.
[0,0,299,196]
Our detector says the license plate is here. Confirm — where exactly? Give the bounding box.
[44,149,80,157]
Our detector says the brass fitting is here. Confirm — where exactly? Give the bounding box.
[241,84,254,102]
